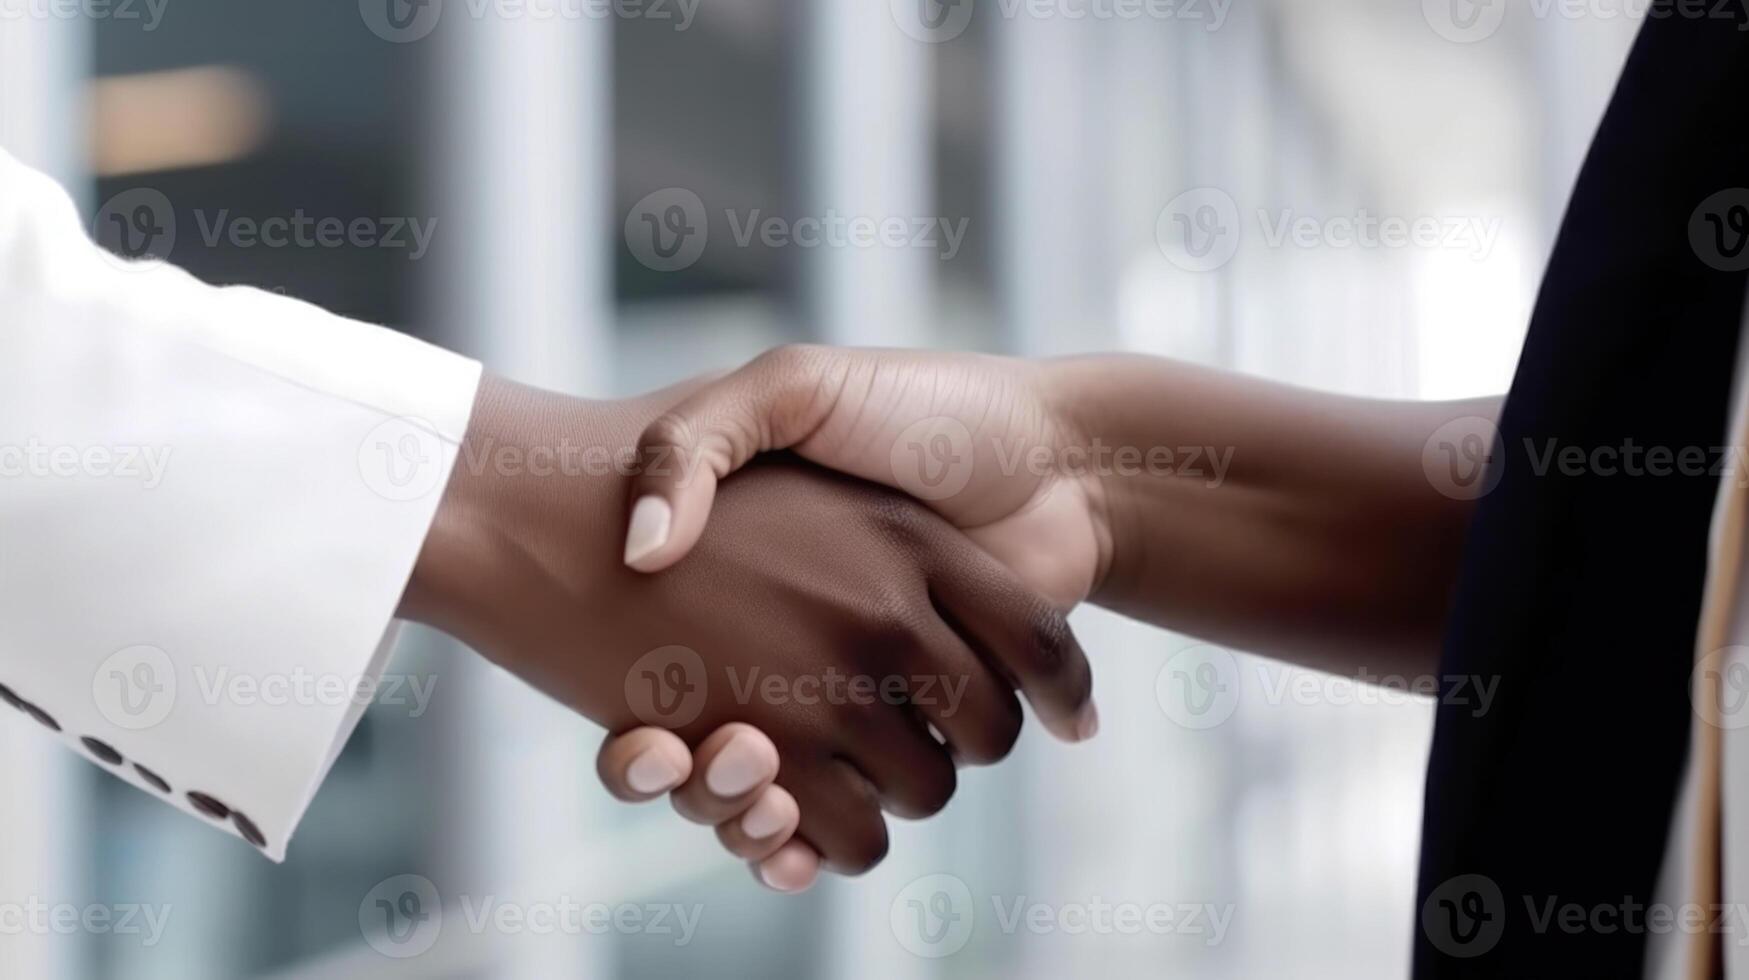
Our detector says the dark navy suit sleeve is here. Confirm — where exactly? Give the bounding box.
[1415,6,1749,978]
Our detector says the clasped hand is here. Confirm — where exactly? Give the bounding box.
[400,347,1105,893]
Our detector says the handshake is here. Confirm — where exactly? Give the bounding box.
[397,344,1479,892]
[399,346,1108,893]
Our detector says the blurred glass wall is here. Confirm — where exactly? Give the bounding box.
[0,0,1643,977]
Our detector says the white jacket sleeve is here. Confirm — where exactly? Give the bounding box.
[0,147,482,860]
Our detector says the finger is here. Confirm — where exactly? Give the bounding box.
[596,727,692,802]
[715,784,801,861]
[624,345,841,572]
[753,839,821,894]
[789,758,890,876]
[671,722,781,825]
[907,615,1025,766]
[929,542,1098,744]
[845,703,960,820]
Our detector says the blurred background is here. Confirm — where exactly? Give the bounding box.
[0,0,1643,976]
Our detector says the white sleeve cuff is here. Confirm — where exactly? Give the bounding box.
[0,145,482,861]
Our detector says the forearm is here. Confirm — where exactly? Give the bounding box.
[1048,355,1499,678]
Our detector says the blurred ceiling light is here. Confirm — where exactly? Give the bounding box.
[88,66,271,177]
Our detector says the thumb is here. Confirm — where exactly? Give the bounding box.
[622,345,840,572]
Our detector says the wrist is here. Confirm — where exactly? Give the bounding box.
[399,375,644,647]
[1034,356,1124,601]
[398,373,522,640]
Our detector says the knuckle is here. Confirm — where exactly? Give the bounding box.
[641,409,738,483]
[754,343,822,377]
[872,621,929,666]
[963,698,1024,766]
[900,759,957,819]
[816,774,891,875]
[867,494,931,546]
[865,594,928,649]
[1029,607,1075,675]
[641,411,699,454]
[834,699,891,745]
[835,822,891,876]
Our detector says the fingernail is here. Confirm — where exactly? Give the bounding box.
[626,750,682,794]
[624,496,673,568]
[706,733,768,797]
[758,852,811,893]
[758,864,792,891]
[741,792,790,840]
[1076,702,1100,741]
